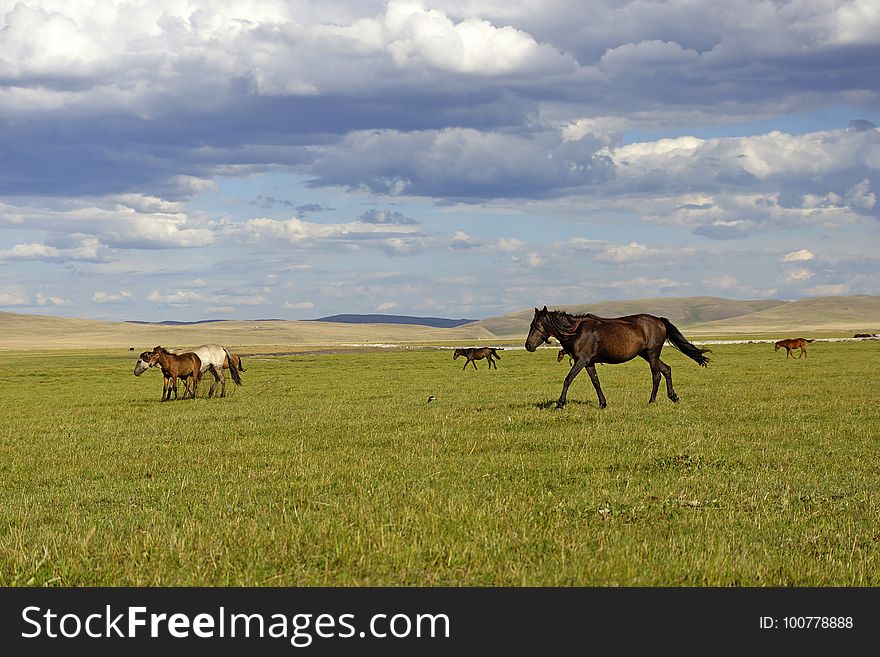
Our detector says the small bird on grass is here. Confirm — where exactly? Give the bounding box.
[427,395,436,403]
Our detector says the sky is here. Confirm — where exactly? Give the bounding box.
[1,0,879,322]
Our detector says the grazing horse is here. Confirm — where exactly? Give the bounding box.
[453,347,502,370]
[134,344,242,397]
[525,306,711,409]
[775,338,814,359]
[146,347,202,401]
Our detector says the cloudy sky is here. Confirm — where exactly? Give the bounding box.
[1,0,879,321]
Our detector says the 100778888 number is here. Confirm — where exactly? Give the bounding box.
[782,617,853,629]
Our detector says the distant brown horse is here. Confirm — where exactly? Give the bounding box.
[526,306,710,408]
[453,347,502,370]
[775,338,814,359]
[147,346,202,401]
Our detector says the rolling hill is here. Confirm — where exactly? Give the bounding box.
[474,296,786,337]
[1,295,877,350]
[0,312,494,351]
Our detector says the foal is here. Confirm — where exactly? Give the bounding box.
[453,347,502,370]
[147,346,202,401]
[774,338,814,359]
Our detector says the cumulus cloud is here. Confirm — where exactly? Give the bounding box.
[450,230,478,249]
[147,288,270,307]
[0,285,28,306]
[782,268,814,283]
[93,290,134,304]
[0,200,214,251]
[360,209,418,224]
[782,249,815,263]
[383,0,577,75]
[36,292,71,306]
[0,238,112,263]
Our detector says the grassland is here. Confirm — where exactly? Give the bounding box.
[1,340,878,586]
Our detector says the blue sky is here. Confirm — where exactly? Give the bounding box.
[1,0,878,321]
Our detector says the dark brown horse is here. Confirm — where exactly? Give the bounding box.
[453,347,502,370]
[525,306,711,408]
[775,338,814,359]
[147,346,202,401]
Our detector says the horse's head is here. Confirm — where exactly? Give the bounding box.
[774,342,780,351]
[147,346,166,367]
[452,349,462,360]
[525,306,550,352]
[133,350,152,376]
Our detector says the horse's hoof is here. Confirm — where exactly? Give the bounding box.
[599,403,607,409]
[670,395,680,403]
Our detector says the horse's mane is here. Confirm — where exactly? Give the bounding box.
[543,310,593,338]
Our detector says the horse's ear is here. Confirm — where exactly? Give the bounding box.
[542,305,548,312]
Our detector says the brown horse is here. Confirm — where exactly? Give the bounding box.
[453,347,502,370]
[775,338,814,359]
[525,306,711,408]
[170,351,245,398]
[147,346,202,401]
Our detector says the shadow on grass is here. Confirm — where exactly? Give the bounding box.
[533,399,596,410]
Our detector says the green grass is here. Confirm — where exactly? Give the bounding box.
[1,342,878,586]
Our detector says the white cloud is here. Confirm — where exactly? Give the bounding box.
[782,268,814,283]
[284,301,314,310]
[384,0,576,75]
[450,230,478,249]
[93,290,134,304]
[844,179,876,210]
[35,292,71,306]
[0,286,28,306]
[782,249,815,263]
[375,301,398,311]
[496,237,526,251]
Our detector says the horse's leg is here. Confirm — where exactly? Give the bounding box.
[585,365,607,409]
[162,375,170,401]
[171,374,178,400]
[462,359,469,370]
[214,365,227,397]
[659,359,678,402]
[641,352,661,403]
[557,360,586,409]
[207,367,220,398]
[471,359,477,370]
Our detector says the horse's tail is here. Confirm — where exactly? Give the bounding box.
[236,355,246,371]
[225,349,243,385]
[661,318,711,367]
[805,339,815,343]
[492,348,502,359]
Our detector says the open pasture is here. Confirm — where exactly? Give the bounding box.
[1,341,878,586]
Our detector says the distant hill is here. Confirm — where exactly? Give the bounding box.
[687,295,880,335]
[1,295,877,350]
[310,314,477,328]
[475,296,785,337]
[0,311,493,351]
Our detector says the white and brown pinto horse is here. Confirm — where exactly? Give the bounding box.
[134,344,242,398]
